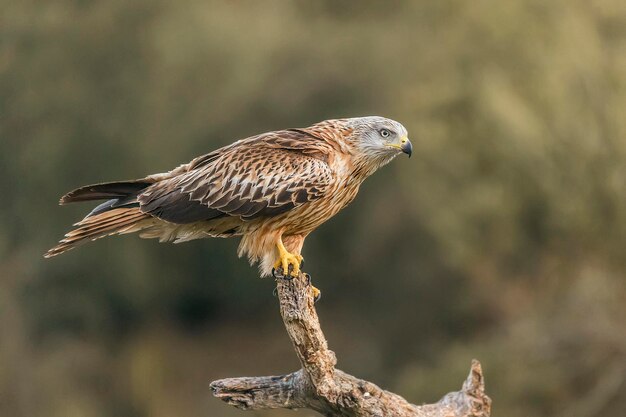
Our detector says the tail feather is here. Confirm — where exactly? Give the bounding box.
[45,207,149,258]
[68,210,143,238]
[75,205,142,226]
[46,179,154,257]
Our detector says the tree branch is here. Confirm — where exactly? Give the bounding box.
[210,272,492,416]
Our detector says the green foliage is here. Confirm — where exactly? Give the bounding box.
[1,1,625,416]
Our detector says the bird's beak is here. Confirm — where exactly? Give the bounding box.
[400,136,413,158]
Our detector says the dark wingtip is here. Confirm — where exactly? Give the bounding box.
[57,181,152,205]
[59,188,85,205]
[59,193,72,205]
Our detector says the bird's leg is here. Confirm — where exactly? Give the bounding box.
[271,236,319,301]
[272,238,303,278]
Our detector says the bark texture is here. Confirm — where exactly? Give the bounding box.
[210,272,492,417]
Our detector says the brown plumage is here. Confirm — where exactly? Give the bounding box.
[46,116,412,277]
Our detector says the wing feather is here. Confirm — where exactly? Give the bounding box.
[137,130,334,223]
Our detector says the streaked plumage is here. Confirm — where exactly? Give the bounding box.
[46,116,412,277]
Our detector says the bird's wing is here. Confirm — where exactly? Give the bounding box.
[137,131,335,223]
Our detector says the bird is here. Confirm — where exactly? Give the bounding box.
[45,116,412,294]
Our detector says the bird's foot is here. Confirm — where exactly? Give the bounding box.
[311,285,321,302]
[272,246,303,278]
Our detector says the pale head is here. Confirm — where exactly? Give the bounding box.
[344,116,412,172]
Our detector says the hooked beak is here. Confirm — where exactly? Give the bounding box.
[385,136,413,157]
[400,136,413,158]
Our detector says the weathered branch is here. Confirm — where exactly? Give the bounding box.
[210,272,491,416]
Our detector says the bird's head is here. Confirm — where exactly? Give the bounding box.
[344,116,412,173]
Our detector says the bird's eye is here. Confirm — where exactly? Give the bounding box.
[379,129,391,138]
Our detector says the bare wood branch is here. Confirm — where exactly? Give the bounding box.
[211,272,492,417]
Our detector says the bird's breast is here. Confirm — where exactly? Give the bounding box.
[276,177,361,235]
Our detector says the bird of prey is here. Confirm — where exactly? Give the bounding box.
[46,116,412,287]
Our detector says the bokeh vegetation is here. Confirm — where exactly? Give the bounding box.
[2,1,626,416]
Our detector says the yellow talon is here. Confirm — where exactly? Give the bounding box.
[273,239,303,277]
[311,285,321,302]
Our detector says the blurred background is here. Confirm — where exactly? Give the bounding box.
[2,1,626,416]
